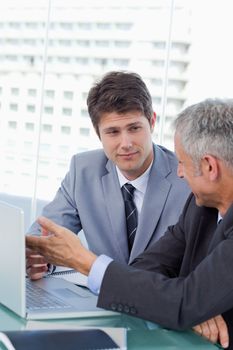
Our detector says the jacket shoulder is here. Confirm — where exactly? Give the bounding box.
[70,149,108,170]
[154,144,178,169]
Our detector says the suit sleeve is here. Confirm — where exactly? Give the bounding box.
[129,194,194,276]
[97,201,233,330]
[27,155,82,235]
[130,219,186,277]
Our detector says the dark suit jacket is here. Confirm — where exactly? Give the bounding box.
[98,194,233,348]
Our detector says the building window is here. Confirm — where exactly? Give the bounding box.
[44,106,54,115]
[42,124,52,132]
[75,57,88,65]
[95,40,109,47]
[9,103,18,111]
[9,22,21,29]
[97,23,111,30]
[59,39,71,46]
[115,23,132,30]
[62,107,72,116]
[61,126,71,134]
[77,40,90,47]
[45,90,55,99]
[60,22,73,30]
[25,22,38,29]
[81,109,89,118]
[151,78,163,86]
[58,57,70,64]
[8,121,17,129]
[25,122,34,131]
[11,87,19,96]
[28,89,37,97]
[152,60,164,67]
[80,127,90,136]
[153,41,166,49]
[78,22,92,30]
[27,105,36,113]
[114,41,130,48]
[113,59,129,67]
[63,91,73,100]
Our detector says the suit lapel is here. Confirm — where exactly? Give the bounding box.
[129,145,172,262]
[102,160,129,262]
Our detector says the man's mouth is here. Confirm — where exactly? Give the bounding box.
[118,151,138,157]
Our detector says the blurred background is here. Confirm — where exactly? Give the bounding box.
[0,0,232,224]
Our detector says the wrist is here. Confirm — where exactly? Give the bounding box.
[73,251,97,276]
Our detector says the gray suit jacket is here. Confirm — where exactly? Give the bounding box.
[28,144,190,263]
[98,194,233,349]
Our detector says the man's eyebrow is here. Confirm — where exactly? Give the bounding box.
[102,126,119,132]
[127,121,142,126]
[102,121,143,132]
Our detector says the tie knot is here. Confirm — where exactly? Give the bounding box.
[121,183,135,201]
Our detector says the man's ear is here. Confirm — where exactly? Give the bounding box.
[150,112,156,131]
[202,155,219,181]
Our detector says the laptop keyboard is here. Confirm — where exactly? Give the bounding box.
[26,279,71,310]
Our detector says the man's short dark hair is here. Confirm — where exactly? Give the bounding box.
[87,71,153,136]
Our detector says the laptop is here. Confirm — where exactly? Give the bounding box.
[0,200,118,320]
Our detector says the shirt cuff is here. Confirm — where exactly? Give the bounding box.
[87,255,113,295]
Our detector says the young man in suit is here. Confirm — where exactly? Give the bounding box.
[27,98,233,349]
[26,71,189,279]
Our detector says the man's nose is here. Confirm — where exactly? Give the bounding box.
[120,133,133,148]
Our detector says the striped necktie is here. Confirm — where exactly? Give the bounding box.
[121,183,138,251]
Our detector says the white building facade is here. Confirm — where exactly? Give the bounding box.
[0,0,191,199]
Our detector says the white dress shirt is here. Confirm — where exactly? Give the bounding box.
[116,162,152,215]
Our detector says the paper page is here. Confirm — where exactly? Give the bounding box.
[48,266,88,287]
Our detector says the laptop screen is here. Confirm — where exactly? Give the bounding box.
[0,201,26,317]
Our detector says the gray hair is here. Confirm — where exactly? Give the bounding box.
[174,98,233,171]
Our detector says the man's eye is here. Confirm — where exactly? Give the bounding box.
[130,126,141,132]
[106,130,118,135]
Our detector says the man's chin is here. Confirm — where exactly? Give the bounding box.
[194,195,202,207]
[195,196,210,208]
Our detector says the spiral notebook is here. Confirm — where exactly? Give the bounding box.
[48,266,88,287]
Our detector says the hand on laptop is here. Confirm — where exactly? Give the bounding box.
[26,216,97,277]
[26,248,49,280]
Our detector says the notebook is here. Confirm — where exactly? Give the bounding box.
[25,322,127,350]
[1,329,124,350]
[0,200,118,320]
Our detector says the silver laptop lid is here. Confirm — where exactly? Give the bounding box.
[0,200,26,318]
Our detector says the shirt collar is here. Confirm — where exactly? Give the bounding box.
[116,161,153,195]
[217,212,223,224]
